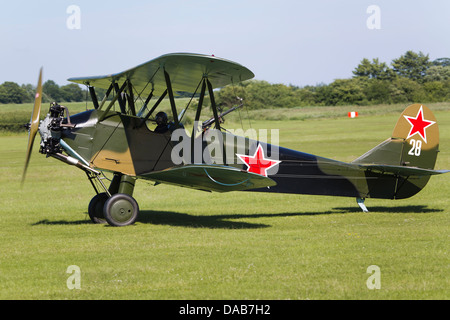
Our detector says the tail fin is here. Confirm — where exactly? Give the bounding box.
[353,104,439,169]
[352,104,443,199]
[392,104,439,169]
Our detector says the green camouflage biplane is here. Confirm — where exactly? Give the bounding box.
[22,53,449,226]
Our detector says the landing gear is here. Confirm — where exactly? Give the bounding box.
[88,192,108,224]
[87,172,139,227]
[357,197,369,212]
[103,193,139,227]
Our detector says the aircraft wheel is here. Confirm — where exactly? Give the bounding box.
[103,193,139,227]
[88,192,108,224]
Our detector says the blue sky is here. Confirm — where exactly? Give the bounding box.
[0,0,449,87]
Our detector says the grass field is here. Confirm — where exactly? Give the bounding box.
[0,103,449,300]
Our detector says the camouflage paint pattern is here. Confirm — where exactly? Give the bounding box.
[61,103,444,199]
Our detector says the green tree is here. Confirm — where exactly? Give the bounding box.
[43,80,61,102]
[313,83,334,106]
[353,58,394,80]
[0,81,29,103]
[424,65,450,82]
[293,85,317,106]
[60,83,84,102]
[217,80,304,110]
[323,78,367,105]
[389,77,426,103]
[363,79,392,104]
[432,57,450,67]
[216,84,247,109]
[422,81,445,102]
[391,51,431,82]
[21,84,35,103]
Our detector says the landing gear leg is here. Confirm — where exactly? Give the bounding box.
[86,171,111,224]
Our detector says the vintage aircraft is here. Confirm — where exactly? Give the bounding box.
[22,53,448,226]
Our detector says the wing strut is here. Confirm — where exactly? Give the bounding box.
[113,82,127,114]
[98,81,128,122]
[193,79,207,126]
[137,88,154,117]
[163,69,179,126]
[88,86,99,109]
[126,80,136,116]
[206,78,228,165]
[139,89,168,127]
[206,79,221,130]
[191,79,207,162]
[98,83,114,110]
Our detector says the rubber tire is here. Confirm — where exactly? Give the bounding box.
[88,192,108,224]
[103,193,139,227]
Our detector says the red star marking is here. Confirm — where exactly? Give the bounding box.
[236,144,281,177]
[403,106,435,143]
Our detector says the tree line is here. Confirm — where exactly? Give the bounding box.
[1,51,449,107]
[216,51,450,109]
[0,80,85,104]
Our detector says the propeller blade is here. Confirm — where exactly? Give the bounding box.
[21,68,43,185]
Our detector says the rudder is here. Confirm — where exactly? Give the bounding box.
[392,104,439,170]
[353,104,440,169]
[352,104,440,199]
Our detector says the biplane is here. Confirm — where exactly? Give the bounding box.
[22,53,448,226]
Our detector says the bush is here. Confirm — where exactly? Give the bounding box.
[0,82,30,104]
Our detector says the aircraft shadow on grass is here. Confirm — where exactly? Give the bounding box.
[135,210,337,229]
[332,205,443,214]
[31,205,442,229]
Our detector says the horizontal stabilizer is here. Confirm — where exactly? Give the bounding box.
[357,164,449,176]
[142,164,277,192]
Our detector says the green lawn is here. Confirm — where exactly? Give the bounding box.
[0,103,448,299]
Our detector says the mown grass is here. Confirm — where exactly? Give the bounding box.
[0,103,448,300]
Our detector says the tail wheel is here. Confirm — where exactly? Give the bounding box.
[88,192,108,224]
[103,193,139,227]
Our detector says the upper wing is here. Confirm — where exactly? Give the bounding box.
[68,53,255,96]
